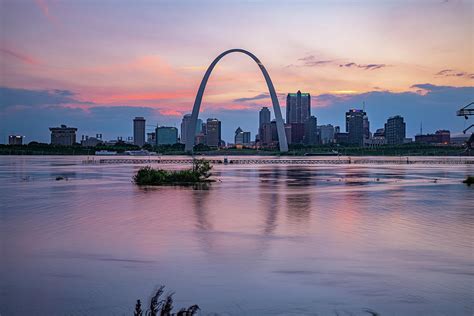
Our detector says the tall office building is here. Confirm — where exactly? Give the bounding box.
[206,118,221,147]
[385,115,406,145]
[180,114,192,144]
[156,126,178,145]
[147,132,156,145]
[284,124,292,145]
[234,127,243,144]
[234,127,251,146]
[49,124,77,146]
[291,123,305,144]
[196,118,203,134]
[260,123,272,147]
[258,107,271,146]
[180,114,202,145]
[286,90,311,124]
[345,109,366,146]
[133,117,146,147]
[304,116,318,145]
[363,115,371,139]
[318,124,335,144]
[259,107,271,127]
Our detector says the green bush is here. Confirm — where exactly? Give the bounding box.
[463,175,474,185]
[133,159,212,185]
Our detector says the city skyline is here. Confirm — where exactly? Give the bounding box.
[1,0,473,143]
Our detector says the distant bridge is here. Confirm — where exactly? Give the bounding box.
[84,157,474,165]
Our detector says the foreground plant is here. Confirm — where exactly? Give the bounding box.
[134,286,199,316]
[133,159,213,185]
[463,175,474,186]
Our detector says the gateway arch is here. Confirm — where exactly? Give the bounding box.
[185,49,288,152]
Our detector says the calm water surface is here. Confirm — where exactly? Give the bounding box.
[1,156,473,315]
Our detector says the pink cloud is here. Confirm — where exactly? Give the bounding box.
[0,47,42,66]
[34,0,58,24]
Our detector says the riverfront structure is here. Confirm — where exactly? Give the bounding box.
[416,130,451,144]
[185,49,288,153]
[133,117,146,147]
[8,135,23,145]
[49,125,77,146]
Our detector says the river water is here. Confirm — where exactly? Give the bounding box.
[1,156,473,315]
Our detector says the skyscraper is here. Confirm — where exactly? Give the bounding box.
[234,127,251,146]
[384,115,406,145]
[49,124,77,146]
[259,107,271,127]
[133,117,146,147]
[363,115,371,140]
[180,114,192,144]
[304,116,318,145]
[286,90,311,124]
[258,107,271,146]
[206,118,221,147]
[196,118,203,134]
[345,109,366,146]
[318,124,335,144]
[180,114,202,145]
[260,123,273,147]
[291,123,305,144]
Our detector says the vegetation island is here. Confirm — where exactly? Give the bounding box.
[133,159,213,186]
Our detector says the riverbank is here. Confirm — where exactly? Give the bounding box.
[0,143,471,156]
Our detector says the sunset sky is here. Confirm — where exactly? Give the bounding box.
[1,0,473,143]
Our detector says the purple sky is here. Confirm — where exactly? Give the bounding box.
[0,0,473,143]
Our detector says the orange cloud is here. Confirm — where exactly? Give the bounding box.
[91,90,193,104]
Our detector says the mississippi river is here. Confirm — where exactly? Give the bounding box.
[1,156,473,315]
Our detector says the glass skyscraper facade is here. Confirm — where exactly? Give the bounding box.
[286,90,310,124]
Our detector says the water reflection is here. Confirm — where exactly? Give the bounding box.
[259,168,281,236]
[285,168,312,224]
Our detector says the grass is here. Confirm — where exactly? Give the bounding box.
[133,159,213,186]
[463,175,474,185]
[134,286,383,315]
[134,286,199,316]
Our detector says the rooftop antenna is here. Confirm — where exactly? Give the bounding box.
[420,121,423,135]
[362,101,366,112]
